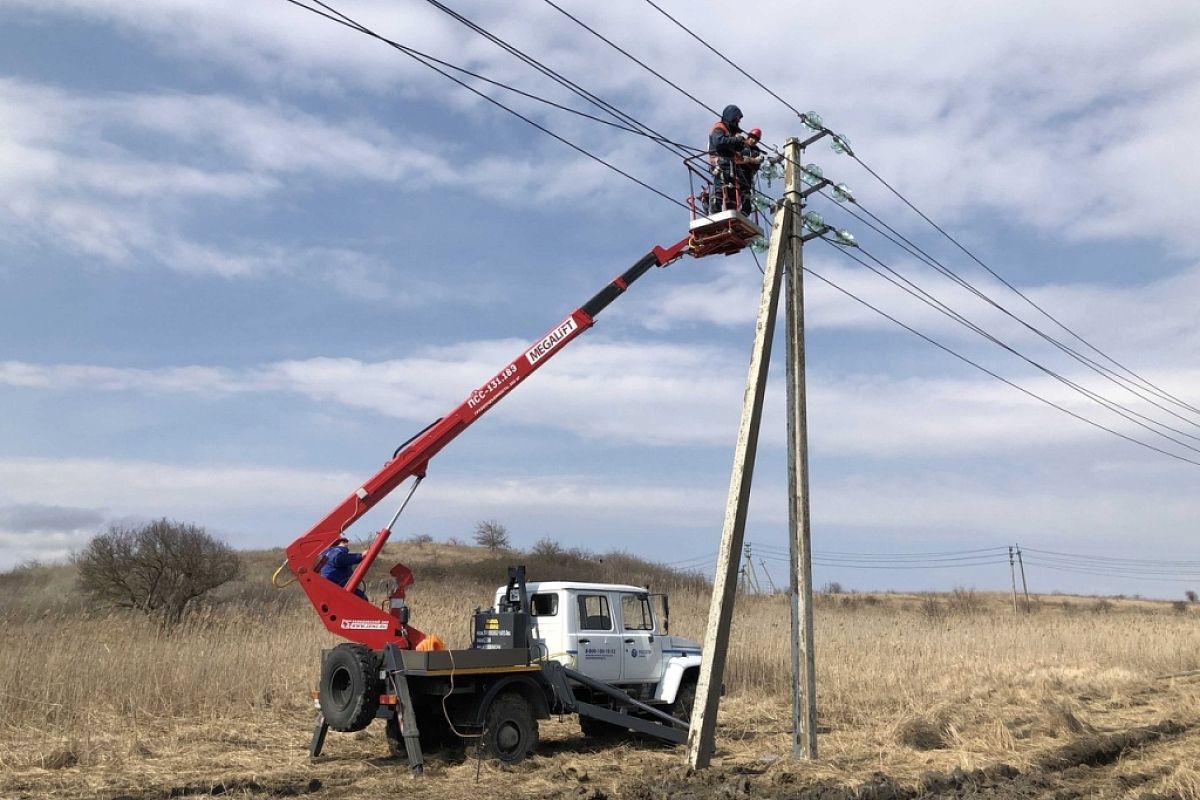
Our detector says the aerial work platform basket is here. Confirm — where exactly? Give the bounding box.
[683,152,765,258]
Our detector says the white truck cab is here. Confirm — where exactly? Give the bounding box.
[492,580,702,708]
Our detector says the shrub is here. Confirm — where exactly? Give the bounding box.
[919,594,946,621]
[1186,590,1198,603]
[1171,600,1188,614]
[75,519,240,624]
[473,520,510,551]
[530,537,564,558]
[947,586,984,615]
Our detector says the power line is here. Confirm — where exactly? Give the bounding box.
[759,554,1010,570]
[419,0,695,163]
[638,1,1199,422]
[291,0,1199,470]
[284,0,687,208]
[821,191,1200,435]
[848,152,1200,420]
[537,0,719,117]
[1023,547,1200,568]
[845,242,1200,458]
[1021,558,1200,584]
[809,246,1200,468]
[638,0,807,120]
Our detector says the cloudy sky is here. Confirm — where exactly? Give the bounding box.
[1,0,1198,597]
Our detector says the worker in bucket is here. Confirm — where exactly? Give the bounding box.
[318,536,367,599]
[708,104,746,213]
[735,127,765,215]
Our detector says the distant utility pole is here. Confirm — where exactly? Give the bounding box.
[1008,545,1019,613]
[1016,544,1030,611]
[760,559,778,593]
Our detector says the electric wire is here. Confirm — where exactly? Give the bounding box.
[848,152,1200,420]
[1020,558,1200,584]
[536,0,720,117]
[638,0,808,120]
[845,241,1200,458]
[753,544,1012,563]
[821,191,1200,437]
[1021,556,1200,577]
[284,0,688,208]
[758,553,1010,570]
[300,0,699,151]
[773,147,1200,443]
[419,0,696,163]
[638,1,1199,421]
[1023,547,1200,568]
[291,0,1199,468]
[810,245,1200,468]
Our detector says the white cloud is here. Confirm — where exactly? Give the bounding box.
[6,328,1200,460]
[0,456,721,568]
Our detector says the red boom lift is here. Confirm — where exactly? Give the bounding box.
[282,170,764,653]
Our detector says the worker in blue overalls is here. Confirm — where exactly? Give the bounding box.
[318,536,367,599]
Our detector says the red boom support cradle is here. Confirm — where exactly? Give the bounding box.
[285,239,693,650]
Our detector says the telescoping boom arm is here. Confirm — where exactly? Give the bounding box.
[285,238,691,650]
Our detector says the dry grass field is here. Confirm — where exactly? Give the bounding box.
[3,544,1200,799]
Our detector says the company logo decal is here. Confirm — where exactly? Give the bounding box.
[525,317,578,365]
[340,619,390,631]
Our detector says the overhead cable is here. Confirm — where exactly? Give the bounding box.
[639,1,1200,421]
[810,247,1200,468]
[284,0,687,208]
[844,242,1200,458]
[419,0,695,162]
[820,191,1200,435]
[537,0,719,117]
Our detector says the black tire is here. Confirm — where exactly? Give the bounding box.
[319,643,380,733]
[672,678,697,725]
[579,714,627,740]
[482,692,538,764]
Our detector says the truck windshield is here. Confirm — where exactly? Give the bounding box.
[621,593,654,631]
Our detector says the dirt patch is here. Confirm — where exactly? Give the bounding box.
[109,778,324,799]
[1033,720,1187,771]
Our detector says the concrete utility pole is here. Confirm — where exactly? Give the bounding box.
[687,200,791,771]
[1008,545,1019,613]
[1016,544,1030,611]
[783,137,817,759]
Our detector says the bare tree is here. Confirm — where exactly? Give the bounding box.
[76,519,240,623]
[473,519,510,551]
[530,537,564,558]
[1187,590,1198,603]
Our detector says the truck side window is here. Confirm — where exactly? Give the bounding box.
[621,593,654,631]
[577,594,612,630]
[530,593,558,616]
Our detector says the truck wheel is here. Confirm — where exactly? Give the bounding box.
[319,643,380,733]
[672,679,697,723]
[482,692,538,764]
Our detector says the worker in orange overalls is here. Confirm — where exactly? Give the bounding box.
[735,127,765,215]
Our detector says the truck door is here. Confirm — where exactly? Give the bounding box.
[573,592,621,682]
[618,592,662,684]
